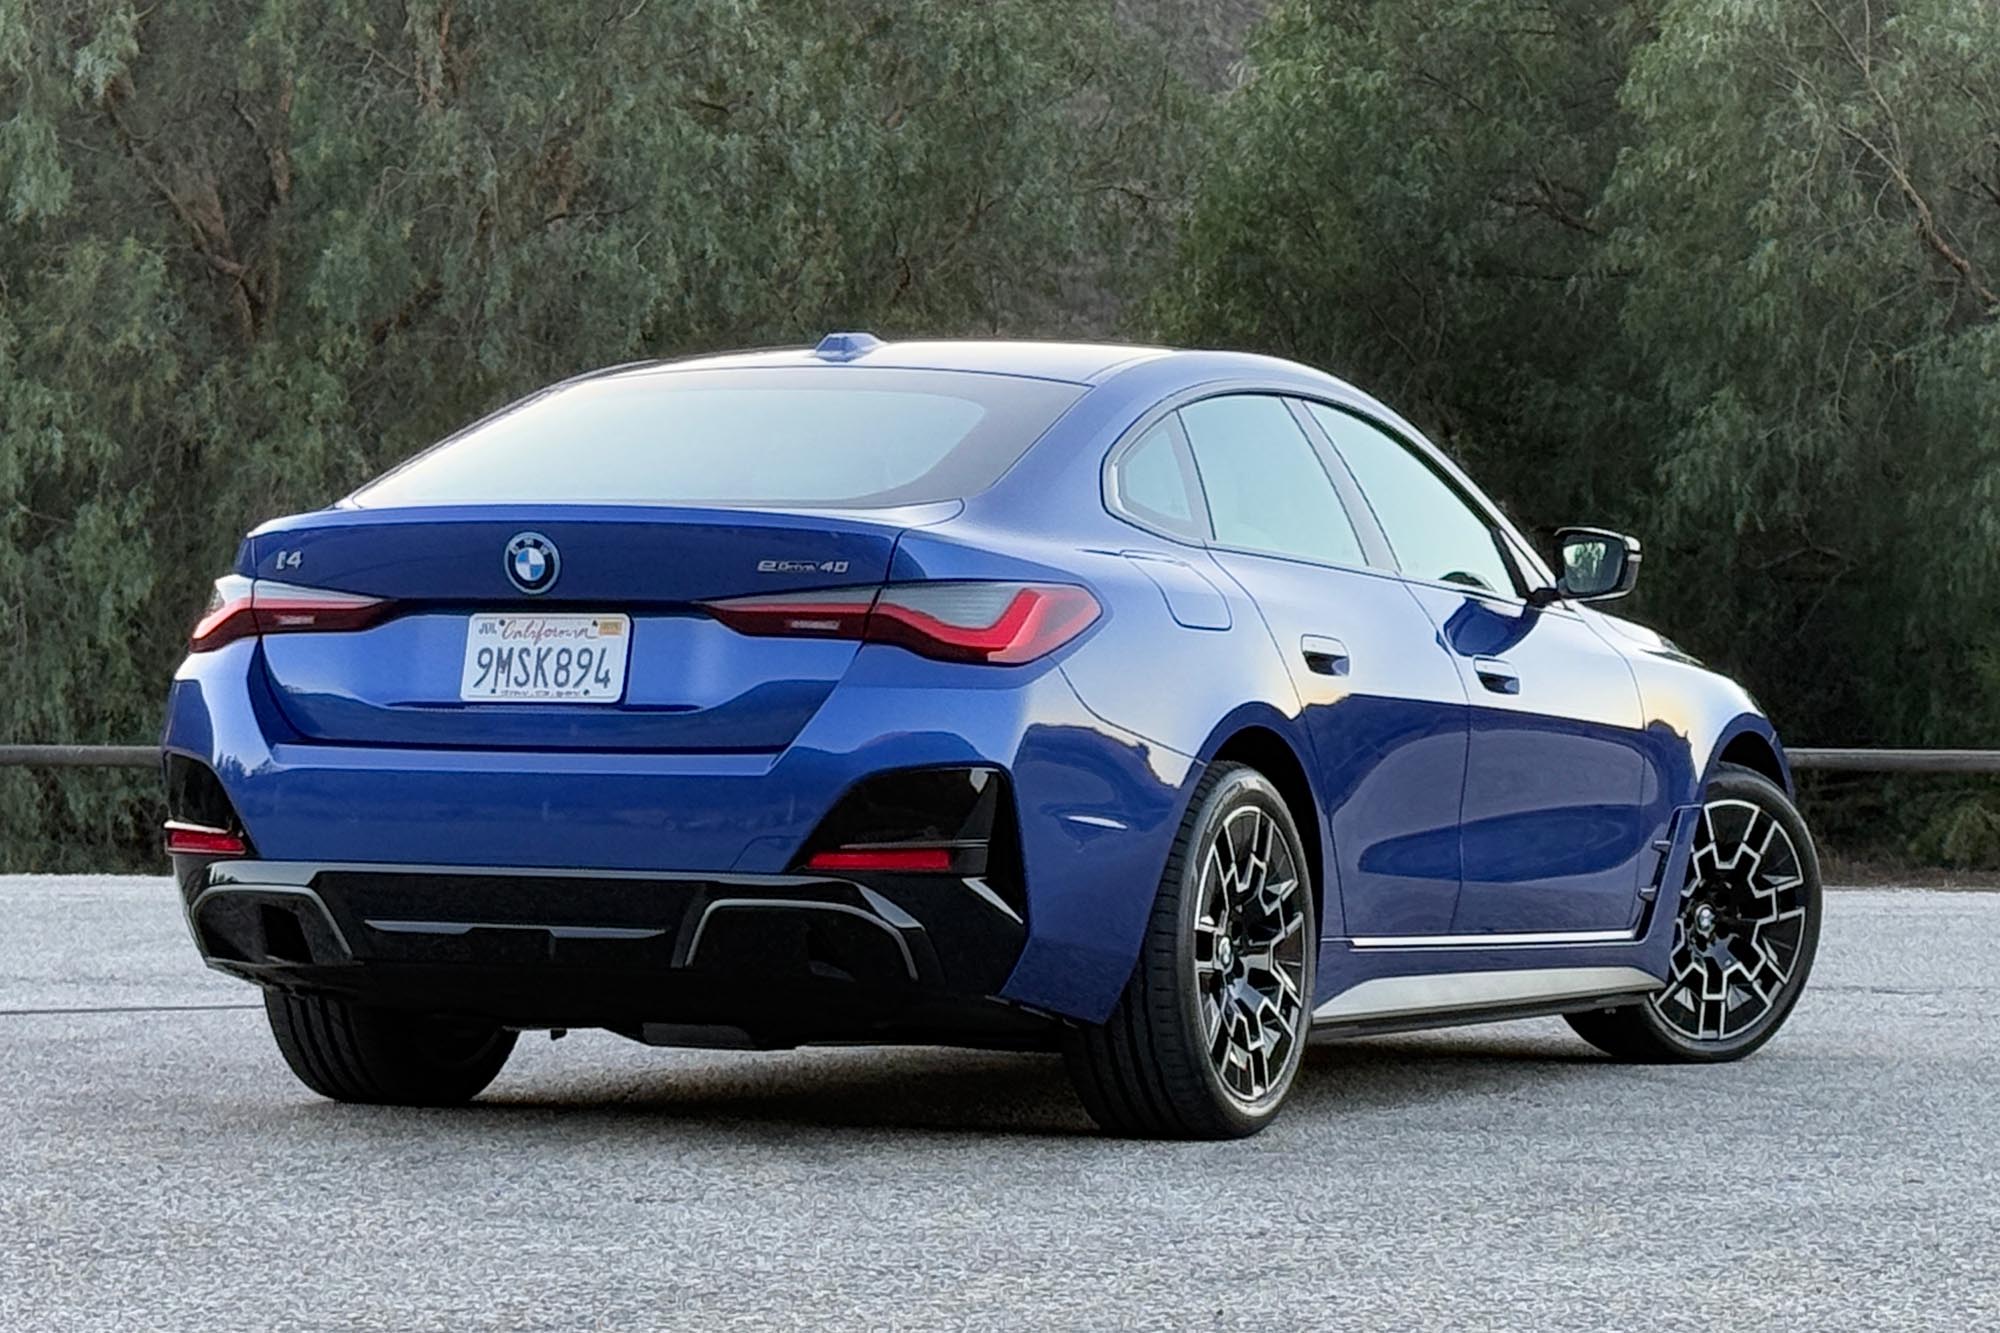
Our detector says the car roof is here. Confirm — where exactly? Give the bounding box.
[583,337,1182,386]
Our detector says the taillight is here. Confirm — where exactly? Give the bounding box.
[701,587,877,642]
[189,576,390,652]
[703,581,1099,665]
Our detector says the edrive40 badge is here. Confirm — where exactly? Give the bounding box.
[505,531,560,595]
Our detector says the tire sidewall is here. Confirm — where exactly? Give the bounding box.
[1170,767,1318,1132]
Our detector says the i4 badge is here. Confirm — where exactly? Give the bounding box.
[505,532,560,595]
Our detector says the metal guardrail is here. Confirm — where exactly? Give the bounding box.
[1788,749,2000,774]
[0,746,159,768]
[1,744,1998,772]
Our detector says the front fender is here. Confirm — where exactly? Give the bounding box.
[1704,713,1793,796]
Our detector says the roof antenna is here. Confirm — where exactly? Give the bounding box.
[813,332,883,362]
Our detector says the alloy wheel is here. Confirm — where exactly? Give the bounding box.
[1650,797,1811,1042]
[1192,805,1310,1107]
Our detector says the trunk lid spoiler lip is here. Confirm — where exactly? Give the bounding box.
[242,500,956,579]
[258,497,962,536]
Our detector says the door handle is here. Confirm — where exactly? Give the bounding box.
[1301,636,1351,676]
[1472,656,1520,694]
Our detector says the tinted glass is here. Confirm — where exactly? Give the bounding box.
[1179,396,1364,567]
[350,368,1084,509]
[1114,419,1201,533]
[1307,403,1517,594]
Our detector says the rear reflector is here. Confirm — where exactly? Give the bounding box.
[190,576,390,653]
[703,581,1100,665]
[804,846,956,873]
[164,822,248,856]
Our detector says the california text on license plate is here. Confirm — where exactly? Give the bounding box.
[458,613,631,703]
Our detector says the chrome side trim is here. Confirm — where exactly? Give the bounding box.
[1311,965,1659,1024]
[1349,928,1638,949]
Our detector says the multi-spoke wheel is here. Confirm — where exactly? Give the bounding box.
[1567,763,1822,1062]
[1064,763,1316,1138]
[1192,804,1311,1106]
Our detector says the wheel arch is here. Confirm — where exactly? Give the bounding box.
[1198,717,1331,937]
[1707,717,1794,797]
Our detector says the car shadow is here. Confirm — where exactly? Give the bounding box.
[348,1023,1613,1142]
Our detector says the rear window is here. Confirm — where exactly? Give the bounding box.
[348,367,1085,509]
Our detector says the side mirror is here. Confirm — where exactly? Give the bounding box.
[1531,527,1640,605]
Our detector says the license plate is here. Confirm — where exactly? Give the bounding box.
[459,613,630,703]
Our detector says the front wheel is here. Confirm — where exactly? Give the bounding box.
[1064,763,1317,1138]
[1567,763,1822,1062]
[263,990,517,1105]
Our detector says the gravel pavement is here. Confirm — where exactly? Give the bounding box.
[1,876,1994,1331]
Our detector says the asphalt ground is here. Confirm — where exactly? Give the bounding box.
[1,876,1994,1331]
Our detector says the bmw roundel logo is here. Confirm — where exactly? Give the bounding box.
[504,531,560,595]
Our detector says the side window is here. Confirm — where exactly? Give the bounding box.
[1306,403,1518,595]
[1179,395,1365,567]
[1111,418,1204,539]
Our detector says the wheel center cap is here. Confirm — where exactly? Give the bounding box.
[1217,936,1235,971]
[1693,903,1717,936]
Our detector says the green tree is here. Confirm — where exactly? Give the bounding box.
[1610,0,2000,745]
[1155,0,2000,858]
[1150,0,1656,521]
[0,0,1194,869]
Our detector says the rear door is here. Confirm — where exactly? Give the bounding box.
[1174,395,1470,938]
[1304,401,1653,936]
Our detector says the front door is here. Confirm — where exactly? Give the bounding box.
[1304,400,1651,937]
[1399,586,1652,933]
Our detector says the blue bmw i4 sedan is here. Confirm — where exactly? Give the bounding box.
[162,334,1822,1137]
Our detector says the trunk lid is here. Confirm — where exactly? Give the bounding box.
[245,504,917,751]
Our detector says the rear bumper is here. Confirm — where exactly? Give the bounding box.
[164,637,1199,1023]
[183,858,1046,1047]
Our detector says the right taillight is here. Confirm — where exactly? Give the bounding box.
[189,576,390,653]
[703,581,1099,665]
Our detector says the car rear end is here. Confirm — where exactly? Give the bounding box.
[160,357,1175,1048]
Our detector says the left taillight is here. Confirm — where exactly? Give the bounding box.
[189,575,390,653]
[702,581,1100,665]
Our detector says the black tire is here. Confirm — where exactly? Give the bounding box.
[263,990,517,1106]
[1567,763,1822,1062]
[1064,763,1317,1138]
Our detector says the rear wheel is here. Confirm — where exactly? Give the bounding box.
[1567,763,1822,1062]
[263,990,517,1105]
[1064,763,1316,1138]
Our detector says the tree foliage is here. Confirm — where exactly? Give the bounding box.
[7,0,2000,871]
[0,0,1195,869]
[1155,0,2000,857]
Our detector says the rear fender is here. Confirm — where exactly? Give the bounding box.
[1192,707,1337,938]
